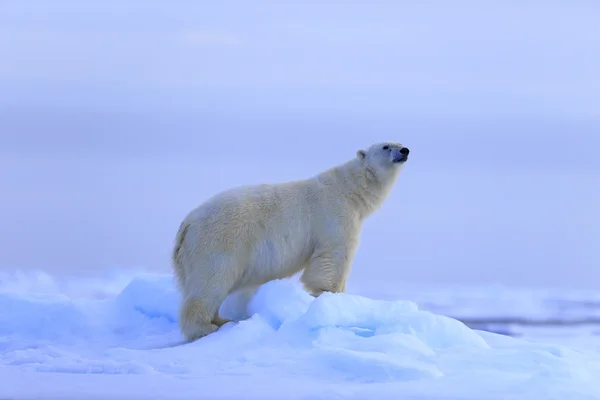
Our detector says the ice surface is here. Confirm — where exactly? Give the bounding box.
[356,282,600,322]
[1,270,600,400]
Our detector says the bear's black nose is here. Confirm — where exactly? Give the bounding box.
[400,147,410,155]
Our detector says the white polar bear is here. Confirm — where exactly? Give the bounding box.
[172,141,410,341]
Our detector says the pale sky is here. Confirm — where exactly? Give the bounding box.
[1,1,599,290]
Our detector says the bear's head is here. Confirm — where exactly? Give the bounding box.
[356,142,410,175]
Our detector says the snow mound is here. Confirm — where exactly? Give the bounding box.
[1,272,600,399]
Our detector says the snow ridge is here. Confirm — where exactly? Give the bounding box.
[1,271,599,399]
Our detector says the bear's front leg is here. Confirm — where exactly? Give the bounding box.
[301,239,357,297]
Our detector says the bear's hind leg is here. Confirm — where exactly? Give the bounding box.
[212,314,231,327]
[178,253,242,341]
[179,297,219,341]
[179,284,232,341]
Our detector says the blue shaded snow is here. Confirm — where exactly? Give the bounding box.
[1,273,600,399]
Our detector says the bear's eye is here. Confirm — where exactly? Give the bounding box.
[383,145,389,150]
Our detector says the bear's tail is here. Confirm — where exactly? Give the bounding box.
[172,221,190,291]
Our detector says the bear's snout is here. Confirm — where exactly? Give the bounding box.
[392,147,409,163]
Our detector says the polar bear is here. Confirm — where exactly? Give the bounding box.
[172,141,410,341]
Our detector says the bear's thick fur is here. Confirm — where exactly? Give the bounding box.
[172,141,410,341]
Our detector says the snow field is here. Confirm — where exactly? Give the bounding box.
[1,271,599,399]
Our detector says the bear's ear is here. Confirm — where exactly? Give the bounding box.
[356,149,366,160]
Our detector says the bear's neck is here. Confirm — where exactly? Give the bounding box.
[316,159,398,220]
